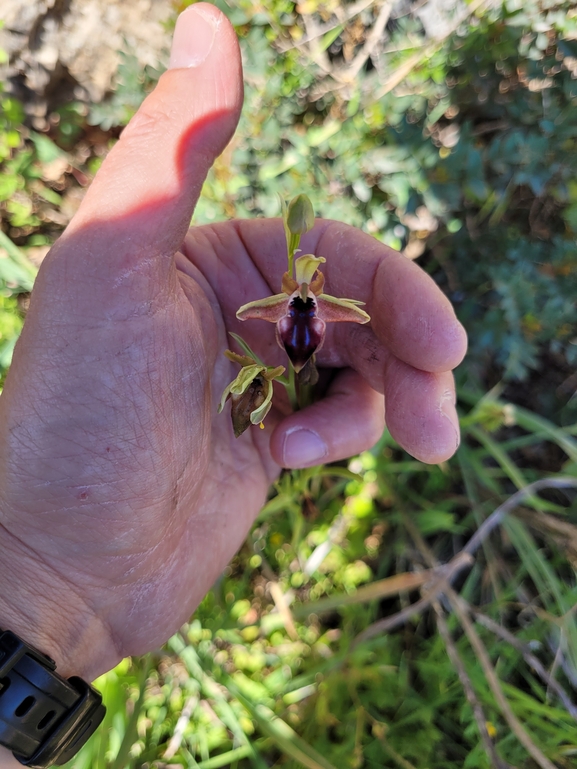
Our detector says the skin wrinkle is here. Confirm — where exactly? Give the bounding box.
[15,496,141,546]
[229,221,277,298]
[212,403,277,492]
[184,224,284,371]
[118,101,195,208]
[318,221,382,302]
[174,264,230,426]
[33,400,145,466]
[110,256,166,288]
[31,311,180,388]
[0,519,121,674]
[175,248,224,339]
[389,366,458,462]
[45,237,170,296]
[415,314,434,347]
[340,323,388,394]
[249,420,282,485]
[6,396,180,523]
[31,316,190,476]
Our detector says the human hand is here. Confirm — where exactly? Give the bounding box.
[0,2,466,688]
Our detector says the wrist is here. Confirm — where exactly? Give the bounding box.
[0,627,107,767]
[0,523,120,683]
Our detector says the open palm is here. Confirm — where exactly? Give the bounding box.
[0,4,466,685]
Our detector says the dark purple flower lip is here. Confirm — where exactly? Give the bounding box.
[276,295,326,373]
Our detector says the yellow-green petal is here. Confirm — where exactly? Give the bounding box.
[229,364,266,394]
[217,381,235,413]
[250,379,274,425]
[236,293,288,322]
[218,363,266,414]
[295,254,326,286]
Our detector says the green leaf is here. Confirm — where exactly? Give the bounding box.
[29,131,65,164]
[0,231,37,291]
[227,684,340,769]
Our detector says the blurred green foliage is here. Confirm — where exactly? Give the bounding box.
[1,1,577,767]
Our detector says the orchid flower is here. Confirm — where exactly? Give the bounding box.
[218,351,285,437]
[236,254,370,373]
[219,193,370,436]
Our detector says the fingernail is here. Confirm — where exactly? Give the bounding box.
[169,6,217,69]
[283,428,328,468]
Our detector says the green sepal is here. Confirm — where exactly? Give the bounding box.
[224,349,255,367]
[263,365,286,381]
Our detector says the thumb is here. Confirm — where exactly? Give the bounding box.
[60,3,242,268]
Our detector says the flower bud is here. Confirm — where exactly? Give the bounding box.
[218,350,285,437]
[230,377,267,438]
[286,194,314,236]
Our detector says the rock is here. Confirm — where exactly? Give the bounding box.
[0,0,172,120]
[414,0,465,40]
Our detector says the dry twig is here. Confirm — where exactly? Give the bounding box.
[462,477,577,559]
[472,610,577,722]
[337,0,393,82]
[406,515,564,769]
[352,551,473,645]
[354,477,577,647]
[163,694,199,759]
[279,0,378,51]
[432,599,511,769]
[269,580,299,641]
[449,590,558,769]
[370,0,495,102]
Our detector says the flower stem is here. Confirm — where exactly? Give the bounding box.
[298,382,313,410]
[286,363,298,411]
[287,232,300,278]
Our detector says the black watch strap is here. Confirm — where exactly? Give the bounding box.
[0,630,106,768]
